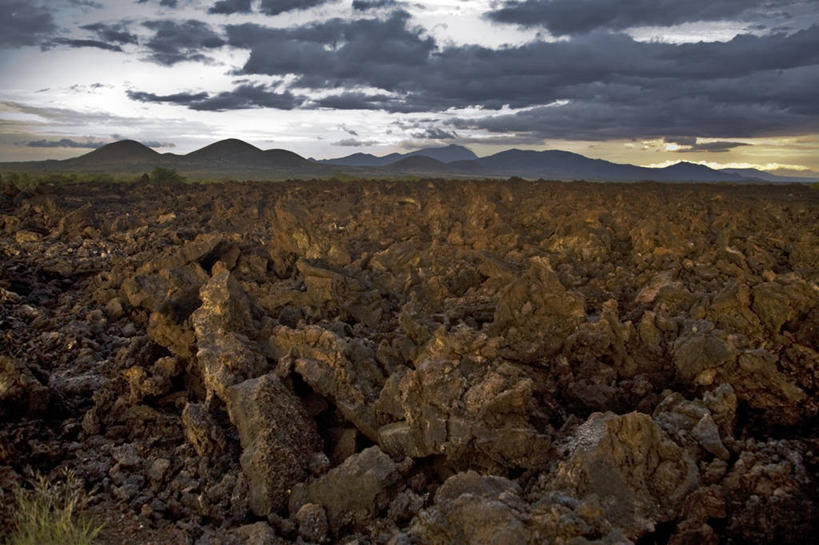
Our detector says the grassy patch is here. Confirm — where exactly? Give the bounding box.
[3,470,103,545]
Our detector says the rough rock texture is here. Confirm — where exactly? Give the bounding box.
[226,373,321,516]
[550,411,699,538]
[0,356,49,419]
[290,446,401,532]
[0,179,816,544]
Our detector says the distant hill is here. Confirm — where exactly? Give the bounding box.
[659,162,743,182]
[765,168,819,180]
[404,145,478,163]
[260,149,311,169]
[720,168,819,183]
[3,138,813,183]
[471,151,753,182]
[316,152,403,168]
[473,149,652,181]
[387,155,450,172]
[185,139,261,162]
[67,140,160,166]
[321,144,477,167]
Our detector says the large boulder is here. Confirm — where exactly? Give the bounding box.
[269,325,385,441]
[721,439,817,544]
[399,472,530,545]
[551,411,699,540]
[491,257,585,362]
[377,357,550,470]
[290,446,400,532]
[226,373,321,516]
[192,262,265,405]
[396,471,630,545]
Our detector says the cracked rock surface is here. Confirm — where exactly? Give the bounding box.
[0,178,817,544]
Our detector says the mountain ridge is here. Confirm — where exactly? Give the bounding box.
[2,139,816,183]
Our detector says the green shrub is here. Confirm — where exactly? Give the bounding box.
[4,470,103,545]
[149,167,186,184]
[329,169,356,182]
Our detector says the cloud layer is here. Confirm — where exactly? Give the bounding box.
[487,0,766,34]
[1,0,818,163]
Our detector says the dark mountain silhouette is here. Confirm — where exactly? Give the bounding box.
[67,140,160,166]
[175,139,310,169]
[387,155,450,172]
[185,139,262,162]
[468,149,650,181]
[765,167,819,180]
[320,144,476,167]
[3,138,814,183]
[259,149,311,169]
[659,161,742,182]
[470,150,754,182]
[720,168,818,183]
[404,144,477,163]
[317,152,403,168]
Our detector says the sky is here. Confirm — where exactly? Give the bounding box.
[1,0,819,173]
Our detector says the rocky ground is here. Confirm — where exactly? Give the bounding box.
[0,178,817,545]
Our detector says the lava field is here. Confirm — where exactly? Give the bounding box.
[1,178,817,545]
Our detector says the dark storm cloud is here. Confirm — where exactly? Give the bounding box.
[333,138,378,146]
[448,93,815,141]
[258,0,332,16]
[412,128,457,140]
[225,13,819,128]
[664,137,749,153]
[26,138,107,148]
[127,90,210,105]
[142,19,225,65]
[81,22,139,45]
[0,2,56,47]
[47,38,124,51]
[127,84,300,111]
[142,141,175,148]
[136,0,179,7]
[353,0,398,10]
[310,92,430,113]
[487,0,771,34]
[209,0,252,15]
[226,11,434,86]
[108,5,818,143]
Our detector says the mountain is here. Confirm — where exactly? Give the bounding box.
[720,168,819,183]
[659,162,744,182]
[470,151,750,182]
[260,149,311,169]
[404,144,478,163]
[3,138,810,183]
[318,152,403,167]
[67,140,160,166]
[387,155,451,173]
[185,139,261,162]
[765,168,819,180]
[321,144,477,167]
[470,149,648,181]
[176,139,311,170]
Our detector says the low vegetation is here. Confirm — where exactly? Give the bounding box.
[148,166,186,184]
[0,168,192,190]
[3,471,102,545]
